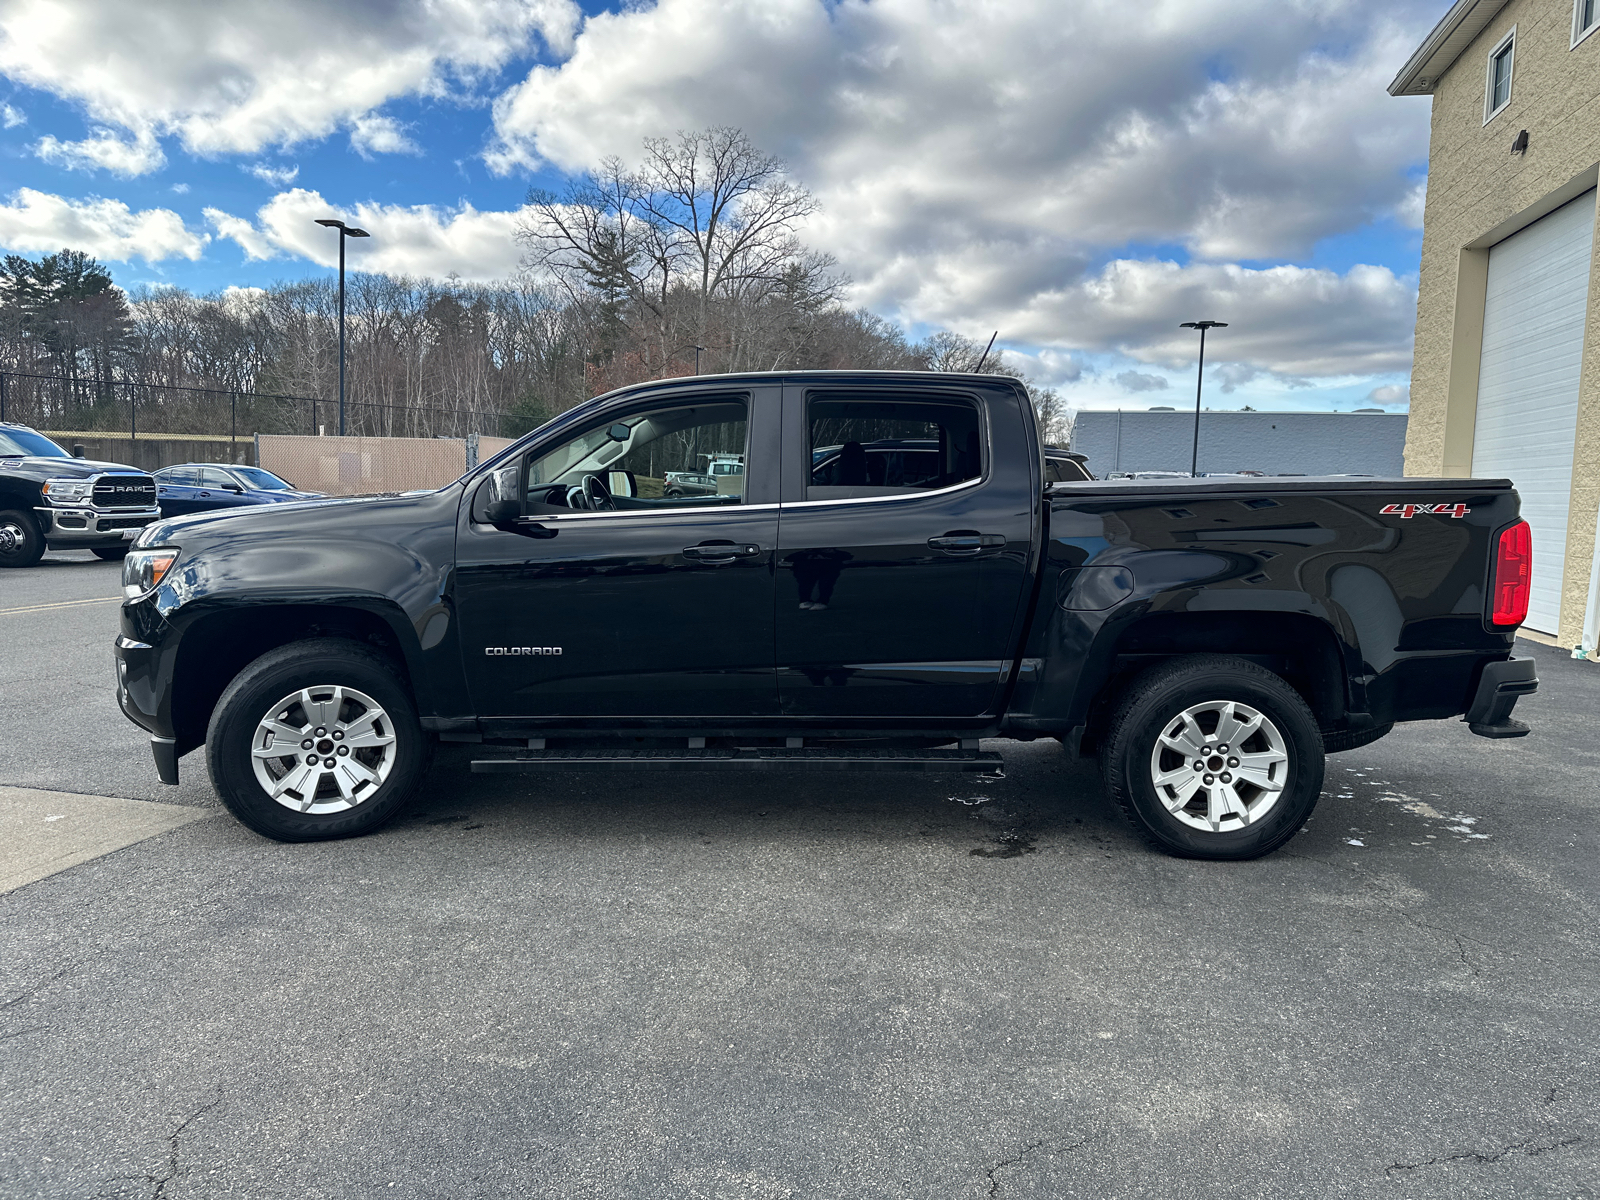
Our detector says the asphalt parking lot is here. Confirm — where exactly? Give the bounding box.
[2,549,1597,1199]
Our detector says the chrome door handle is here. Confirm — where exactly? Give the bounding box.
[682,542,761,561]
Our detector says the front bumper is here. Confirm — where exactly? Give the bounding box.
[114,630,182,784]
[36,504,160,548]
[1465,655,1538,738]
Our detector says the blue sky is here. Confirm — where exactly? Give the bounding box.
[0,0,1445,413]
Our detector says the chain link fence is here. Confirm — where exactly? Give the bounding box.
[0,369,521,442]
[1,369,536,486]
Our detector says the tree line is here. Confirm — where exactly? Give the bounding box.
[0,128,1067,443]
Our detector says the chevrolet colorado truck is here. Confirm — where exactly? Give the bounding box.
[1,423,160,567]
[113,371,1538,859]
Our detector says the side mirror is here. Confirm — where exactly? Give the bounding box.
[72,444,85,458]
[225,485,243,494]
[485,496,519,524]
[606,469,636,499]
[475,463,525,528]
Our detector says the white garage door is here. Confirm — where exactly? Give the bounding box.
[1472,189,1596,634]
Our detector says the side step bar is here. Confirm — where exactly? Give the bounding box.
[471,747,1003,773]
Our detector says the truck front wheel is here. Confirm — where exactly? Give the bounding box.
[0,509,45,568]
[1100,655,1324,860]
[205,638,432,842]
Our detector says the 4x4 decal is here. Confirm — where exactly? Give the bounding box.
[1381,502,1470,519]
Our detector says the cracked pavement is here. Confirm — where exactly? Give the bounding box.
[1,552,1597,1198]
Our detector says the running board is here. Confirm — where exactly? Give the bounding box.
[470,747,1003,773]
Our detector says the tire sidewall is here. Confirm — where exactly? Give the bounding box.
[207,642,428,842]
[1109,662,1324,860]
[0,509,45,568]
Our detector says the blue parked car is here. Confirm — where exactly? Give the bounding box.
[153,463,324,519]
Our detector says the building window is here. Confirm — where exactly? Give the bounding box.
[1485,30,1515,123]
[1576,0,1598,47]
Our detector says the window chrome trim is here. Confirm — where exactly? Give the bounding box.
[527,501,780,523]
[780,474,985,509]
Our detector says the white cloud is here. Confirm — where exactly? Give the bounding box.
[35,128,165,176]
[350,115,419,158]
[0,187,206,261]
[490,0,1434,260]
[170,183,189,194]
[0,0,580,171]
[246,162,300,187]
[1367,383,1409,405]
[1396,180,1427,229]
[996,259,1417,380]
[1115,371,1169,393]
[1,102,23,128]
[206,188,526,281]
[486,0,1435,382]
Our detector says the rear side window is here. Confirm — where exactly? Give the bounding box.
[161,466,199,486]
[806,395,982,500]
[1044,457,1091,483]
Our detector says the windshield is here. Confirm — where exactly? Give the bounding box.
[231,466,295,491]
[0,428,70,458]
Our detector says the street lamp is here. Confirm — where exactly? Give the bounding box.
[314,218,370,436]
[1179,320,1228,477]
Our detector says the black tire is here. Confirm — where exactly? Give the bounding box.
[664,487,682,499]
[1099,654,1324,861]
[0,508,45,568]
[92,547,129,561]
[205,638,433,842]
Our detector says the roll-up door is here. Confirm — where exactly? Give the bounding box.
[1472,189,1596,634]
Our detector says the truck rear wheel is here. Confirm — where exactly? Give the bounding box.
[206,638,432,842]
[0,509,45,568]
[1100,655,1324,860]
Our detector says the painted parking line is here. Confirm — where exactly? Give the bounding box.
[0,596,121,617]
[0,786,210,895]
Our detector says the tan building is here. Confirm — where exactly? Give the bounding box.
[1392,0,1600,650]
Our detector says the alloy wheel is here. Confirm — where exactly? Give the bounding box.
[1147,699,1289,832]
[250,685,397,814]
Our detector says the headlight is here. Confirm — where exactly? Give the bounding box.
[42,478,94,505]
[123,547,179,599]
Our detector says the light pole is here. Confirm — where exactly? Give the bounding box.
[1179,320,1228,477]
[314,218,370,436]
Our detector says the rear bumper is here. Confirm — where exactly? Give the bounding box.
[1465,655,1537,738]
[36,504,159,548]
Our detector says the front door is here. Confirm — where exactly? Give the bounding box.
[454,386,781,720]
[774,382,1037,719]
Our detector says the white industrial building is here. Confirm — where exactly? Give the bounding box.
[1070,410,1409,479]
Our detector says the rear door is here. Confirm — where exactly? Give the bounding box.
[155,466,200,515]
[774,381,1038,718]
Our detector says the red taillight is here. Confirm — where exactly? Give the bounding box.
[1490,520,1531,627]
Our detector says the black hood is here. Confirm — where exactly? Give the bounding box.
[138,485,461,548]
[0,455,148,485]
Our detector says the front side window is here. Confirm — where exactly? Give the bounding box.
[1486,33,1515,120]
[520,398,750,514]
[806,395,982,499]
[200,467,236,489]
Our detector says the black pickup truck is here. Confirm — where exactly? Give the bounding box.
[1,423,161,567]
[113,371,1538,859]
